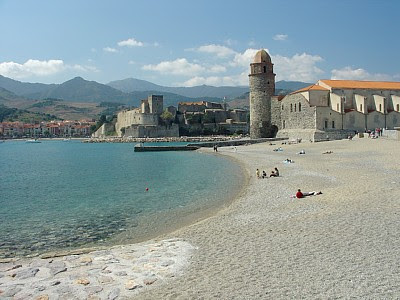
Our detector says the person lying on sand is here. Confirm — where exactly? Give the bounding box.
[322,151,333,154]
[295,189,322,198]
[297,149,305,154]
[284,158,294,163]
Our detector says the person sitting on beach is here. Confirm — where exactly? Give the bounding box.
[274,167,279,176]
[262,171,267,178]
[269,171,278,177]
[284,158,293,163]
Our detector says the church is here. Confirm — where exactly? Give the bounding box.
[249,49,400,141]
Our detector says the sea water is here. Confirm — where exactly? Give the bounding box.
[0,140,243,258]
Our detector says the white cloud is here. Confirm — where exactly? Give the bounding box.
[0,59,65,78]
[142,58,205,76]
[118,38,144,47]
[272,53,324,82]
[0,59,99,79]
[103,47,118,53]
[331,67,396,81]
[181,71,248,87]
[273,34,288,41]
[196,44,236,58]
[208,64,226,73]
[231,48,260,67]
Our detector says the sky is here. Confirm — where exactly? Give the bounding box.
[0,0,399,87]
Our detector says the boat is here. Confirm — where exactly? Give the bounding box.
[26,139,41,143]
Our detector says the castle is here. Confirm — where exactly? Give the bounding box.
[249,49,400,141]
[114,95,179,138]
[93,95,248,138]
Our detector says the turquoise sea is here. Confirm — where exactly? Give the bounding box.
[0,140,243,258]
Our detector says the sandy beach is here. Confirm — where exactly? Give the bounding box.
[134,137,400,299]
[1,137,399,299]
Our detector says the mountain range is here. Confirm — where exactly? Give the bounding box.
[0,75,310,106]
[0,75,310,121]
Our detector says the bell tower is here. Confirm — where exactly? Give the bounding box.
[249,49,276,138]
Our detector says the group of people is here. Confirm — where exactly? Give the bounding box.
[256,167,279,179]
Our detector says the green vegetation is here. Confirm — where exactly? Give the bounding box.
[29,99,61,108]
[0,104,57,122]
[160,109,174,126]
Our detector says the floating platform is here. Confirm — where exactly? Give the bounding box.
[134,144,200,152]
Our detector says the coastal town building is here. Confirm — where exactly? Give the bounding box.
[0,120,94,138]
[249,49,400,141]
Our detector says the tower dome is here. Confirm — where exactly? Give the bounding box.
[253,49,271,63]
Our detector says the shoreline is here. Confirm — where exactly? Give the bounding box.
[2,137,399,298]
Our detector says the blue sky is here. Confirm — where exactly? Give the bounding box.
[0,0,399,86]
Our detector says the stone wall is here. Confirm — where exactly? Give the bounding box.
[115,110,159,136]
[124,124,179,138]
[280,93,316,130]
[92,123,115,138]
[249,60,275,138]
[271,97,282,130]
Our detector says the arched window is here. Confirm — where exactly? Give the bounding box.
[263,66,266,73]
[379,104,382,112]
[294,104,297,112]
[282,104,284,110]
[298,103,301,112]
[360,104,363,112]
[290,104,293,112]
[282,120,286,129]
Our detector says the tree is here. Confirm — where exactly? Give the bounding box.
[160,110,174,126]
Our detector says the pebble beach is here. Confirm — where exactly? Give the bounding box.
[1,136,399,299]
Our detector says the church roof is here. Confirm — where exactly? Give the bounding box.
[319,79,400,90]
[253,49,271,63]
[290,84,329,94]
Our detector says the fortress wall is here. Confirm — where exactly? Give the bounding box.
[115,110,159,136]
[124,124,179,138]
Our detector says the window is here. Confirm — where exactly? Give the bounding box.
[294,104,297,112]
[282,120,286,129]
[263,66,266,73]
[298,103,301,112]
[360,104,363,112]
[397,104,400,112]
[282,104,284,110]
[290,104,293,112]
[332,121,335,128]
[324,120,328,129]
[379,104,382,112]
[337,103,339,111]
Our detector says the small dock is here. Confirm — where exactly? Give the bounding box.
[134,144,200,152]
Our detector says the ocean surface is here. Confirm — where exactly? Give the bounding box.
[0,140,243,258]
